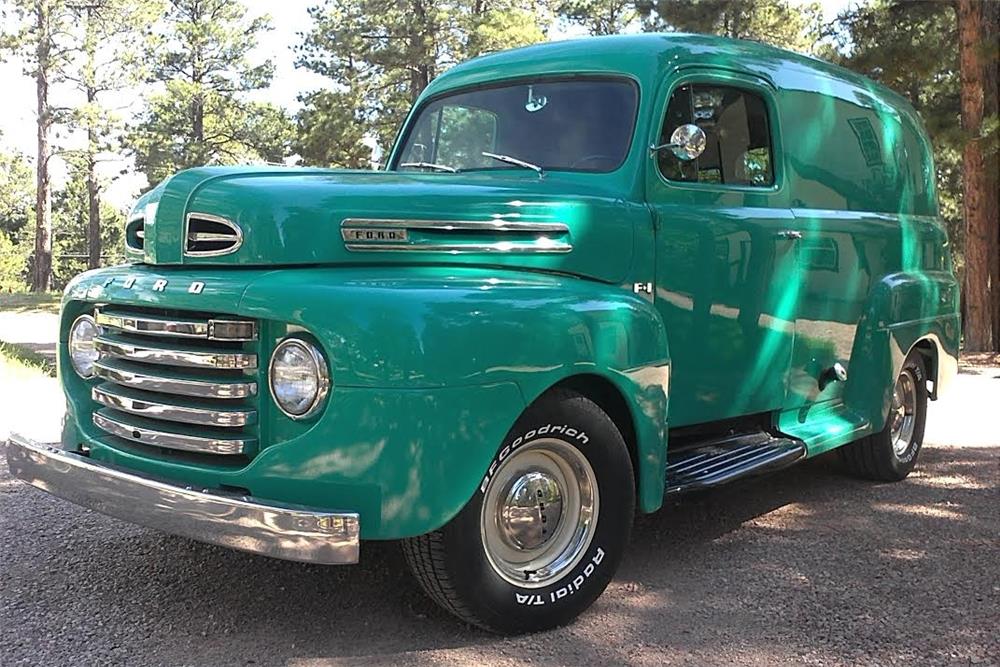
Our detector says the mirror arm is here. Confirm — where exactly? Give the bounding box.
[649,142,679,155]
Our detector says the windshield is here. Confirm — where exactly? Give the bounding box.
[393,78,639,174]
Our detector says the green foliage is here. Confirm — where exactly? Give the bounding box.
[557,0,638,35]
[50,159,125,289]
[129,0,294,186]
[637,0,823,54]
[0,145,35,290]
[294,0,549,168]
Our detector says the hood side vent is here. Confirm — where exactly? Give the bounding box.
[185,213,243,257]
[125,216,144,251]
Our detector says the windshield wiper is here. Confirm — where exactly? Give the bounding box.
[399,161,458,173]
[481,151,544,177]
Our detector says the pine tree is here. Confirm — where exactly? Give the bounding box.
[128,0,294,186]
[294,0,549,168]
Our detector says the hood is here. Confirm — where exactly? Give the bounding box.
[127,166,638,284]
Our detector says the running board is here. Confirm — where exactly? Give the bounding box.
[665,433,806,495]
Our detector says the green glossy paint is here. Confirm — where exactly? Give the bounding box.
[60,34,958,539]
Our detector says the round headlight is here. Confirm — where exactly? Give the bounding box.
[69,314,99,378]
[268,338,330,419]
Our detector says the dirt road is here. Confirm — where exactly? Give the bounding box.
[1,329,997,664]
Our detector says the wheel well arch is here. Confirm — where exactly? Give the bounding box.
[541,373,641,497]
[908,337,941,399]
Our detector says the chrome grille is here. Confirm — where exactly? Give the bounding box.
[90,306,259,460]
[185,213,243,257]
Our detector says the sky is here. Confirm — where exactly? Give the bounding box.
[0,0,854,209]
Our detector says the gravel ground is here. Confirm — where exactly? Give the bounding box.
[1,351,997,665]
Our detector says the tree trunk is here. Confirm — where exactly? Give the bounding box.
[85,5,101,270]
[32,0,53,293]
[957,0,995,352]
[983,0,1000,349]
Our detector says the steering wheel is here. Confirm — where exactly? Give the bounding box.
[570,154,618,170]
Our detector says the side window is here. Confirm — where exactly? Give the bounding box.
[399,104,498,170]
[657,84,774,187]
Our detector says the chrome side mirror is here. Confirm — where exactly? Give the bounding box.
[650,123,707,161]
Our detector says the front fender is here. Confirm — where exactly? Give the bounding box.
[239,267,671,514]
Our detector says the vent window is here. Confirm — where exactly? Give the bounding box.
[185,214,243,257]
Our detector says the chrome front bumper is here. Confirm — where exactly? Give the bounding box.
[4,434,360,564]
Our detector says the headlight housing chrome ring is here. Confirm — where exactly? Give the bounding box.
[268,337,331,420]
[68,314,99,378]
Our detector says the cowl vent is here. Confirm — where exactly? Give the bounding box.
[125,216,144,251]
[185,214,243,257]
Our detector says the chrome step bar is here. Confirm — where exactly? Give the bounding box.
[94,359,257,399]
[94,335,258,370]
[96,309,257,341]
[665,434,806,494]
[93,385,256,428]
[93,410,252,455]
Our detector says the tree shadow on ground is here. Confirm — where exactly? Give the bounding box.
[1,444,996,666]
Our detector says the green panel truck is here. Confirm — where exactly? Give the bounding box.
[6,34,960,633]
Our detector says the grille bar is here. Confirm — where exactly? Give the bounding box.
[94,359,257,399]
[96,309,257,342]
[93,384,256,428]
[95,335,258,370]
[93,410,251,455]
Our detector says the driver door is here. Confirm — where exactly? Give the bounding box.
[646,70,800,427]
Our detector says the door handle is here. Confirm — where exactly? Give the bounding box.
[776,230,803,240]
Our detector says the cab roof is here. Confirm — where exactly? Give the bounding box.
[422,33,911,113]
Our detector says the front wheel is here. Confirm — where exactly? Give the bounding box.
[839,352,928,481]
[402,389,635,633]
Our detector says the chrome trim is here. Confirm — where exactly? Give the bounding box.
[341,217,572,254]
[93,385,256,428]
[342,218,569,233]
[93,410,251,455]
[5,434,360,564]
[95,335,258,370]
[184,212,243,257]
[95,309,257,341]
[268,338,331,420]
[94,360,258,399]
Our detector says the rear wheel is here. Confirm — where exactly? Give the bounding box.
[839,353,927,481]
[402,389,634,633]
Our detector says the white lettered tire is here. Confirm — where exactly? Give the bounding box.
[402,389,635,633]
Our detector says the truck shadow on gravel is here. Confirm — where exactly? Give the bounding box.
[2,444,996,665]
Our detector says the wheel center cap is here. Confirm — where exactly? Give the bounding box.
[499,471,564,551]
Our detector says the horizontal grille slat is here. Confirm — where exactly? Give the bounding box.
[93,410,252,455]
[94,359,257,399]
[96,309,257,341]
[95,334,258,370]
[93,384,256,428]
[90,305,260,459]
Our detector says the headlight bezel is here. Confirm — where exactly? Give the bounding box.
[68,314,100,378]
[267,337,331,420]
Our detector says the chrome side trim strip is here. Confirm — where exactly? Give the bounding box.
[342,217,570,233]
[95,309,257,341]
[341,217,572,254]
[94,360,257,399]
[94,336,258,370]
[5,434,359,564]
[93,385,256,428]
[344,241,573,254]
[92,411,251,455]
[184,212,243,257]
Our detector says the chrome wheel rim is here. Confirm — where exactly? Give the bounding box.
[890,369,917,456]
[481,438,599,588]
